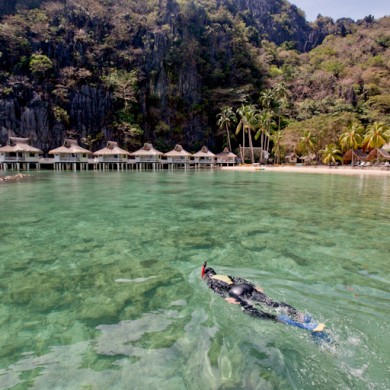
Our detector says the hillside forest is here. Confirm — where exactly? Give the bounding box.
[0,0,389,162]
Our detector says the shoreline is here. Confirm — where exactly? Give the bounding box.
[221,165,390,176]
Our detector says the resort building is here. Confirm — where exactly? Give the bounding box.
[0,137,42,171]
[48,139,92,171]
[342,149,367,166]
[164,144,192,169]
[366,148,390,165]
[93,141,131,171]
[216,147,237,166]
[193,146,216,167]
[131,143,163,170]
[285,152,298,164]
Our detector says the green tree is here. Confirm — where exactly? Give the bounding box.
[271,130,284,165]
[103,69,138,110]
[81,133,104,151]
[339,123,363,165]
[236,105,259,164]
[216,106,236,152]
[29,53,53,76]
[255,109,275,163]
[320,144,342,166]
[298,130,317,163]
[363,122,390,149]
[339,123,364,151]
[272,82,289,131]
[259,89,275,111]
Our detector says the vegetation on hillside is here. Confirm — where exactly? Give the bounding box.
[0,0,389,159]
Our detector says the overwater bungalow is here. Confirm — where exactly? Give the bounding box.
[48,138,92,171]
[131,143,163,170]
[193,146,216,167]
[366,148,390,165]
[164,144,192,169]
[93,141,131,171]
[216,147,237,166]
[342,149,367,166]
[0,137,42,171]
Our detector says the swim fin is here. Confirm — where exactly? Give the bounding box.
[278,315,326,332]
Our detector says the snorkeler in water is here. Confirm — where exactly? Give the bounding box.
[201,262,327,334]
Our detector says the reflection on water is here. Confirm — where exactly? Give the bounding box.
[0,171,389,389]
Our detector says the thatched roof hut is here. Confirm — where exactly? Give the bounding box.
[343,149,367,165]
[131,143,163,157]
[164,144,191,158]
[216,147,237,164]
[0,137,42,154]
[49,139,92,155]
[93,141,130,157]
[366,148,390,161]
[131,143,163,163]
[193,146,216,158]
[285,152,298,163]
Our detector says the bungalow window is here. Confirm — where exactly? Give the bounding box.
[29,153,35,157]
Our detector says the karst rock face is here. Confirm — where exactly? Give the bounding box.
[0,0,343,152]
[0,87,113,153]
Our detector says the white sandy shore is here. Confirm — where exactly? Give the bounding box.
[221,165,390,176]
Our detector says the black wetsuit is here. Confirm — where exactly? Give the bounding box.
[204,272,299,321]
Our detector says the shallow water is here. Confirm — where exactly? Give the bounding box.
[0,170,389,389]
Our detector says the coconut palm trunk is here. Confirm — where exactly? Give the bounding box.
[242,130,245,163]
[226,124,232,152]
[248,128,255,164]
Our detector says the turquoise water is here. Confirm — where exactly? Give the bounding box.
[0,170,389,389]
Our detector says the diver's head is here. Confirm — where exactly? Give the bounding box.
[201,262,216,279]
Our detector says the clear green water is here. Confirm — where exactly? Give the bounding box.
[0,170,389,390]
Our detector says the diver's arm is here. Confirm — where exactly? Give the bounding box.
[225,297,240,304]
[229,276,252,285]
[207,280,227,298]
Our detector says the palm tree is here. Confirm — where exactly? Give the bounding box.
[320,144,342,166]
[271,130,284,165]
[259,89,275,111]
[298,130,316,164]
[255,110,275,163]
[339,123,364,150]
[339,123,364,165]
[273,82,289,101]
[363,121,390,149]
[236,105,259,164]
[272,82,289,132]
[216,106,236,152]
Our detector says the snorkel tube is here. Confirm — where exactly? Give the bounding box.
[201,262,207,278]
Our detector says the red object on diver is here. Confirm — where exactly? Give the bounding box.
[201,262,207,278]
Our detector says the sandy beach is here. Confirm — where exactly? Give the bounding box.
[221,165,390,176]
